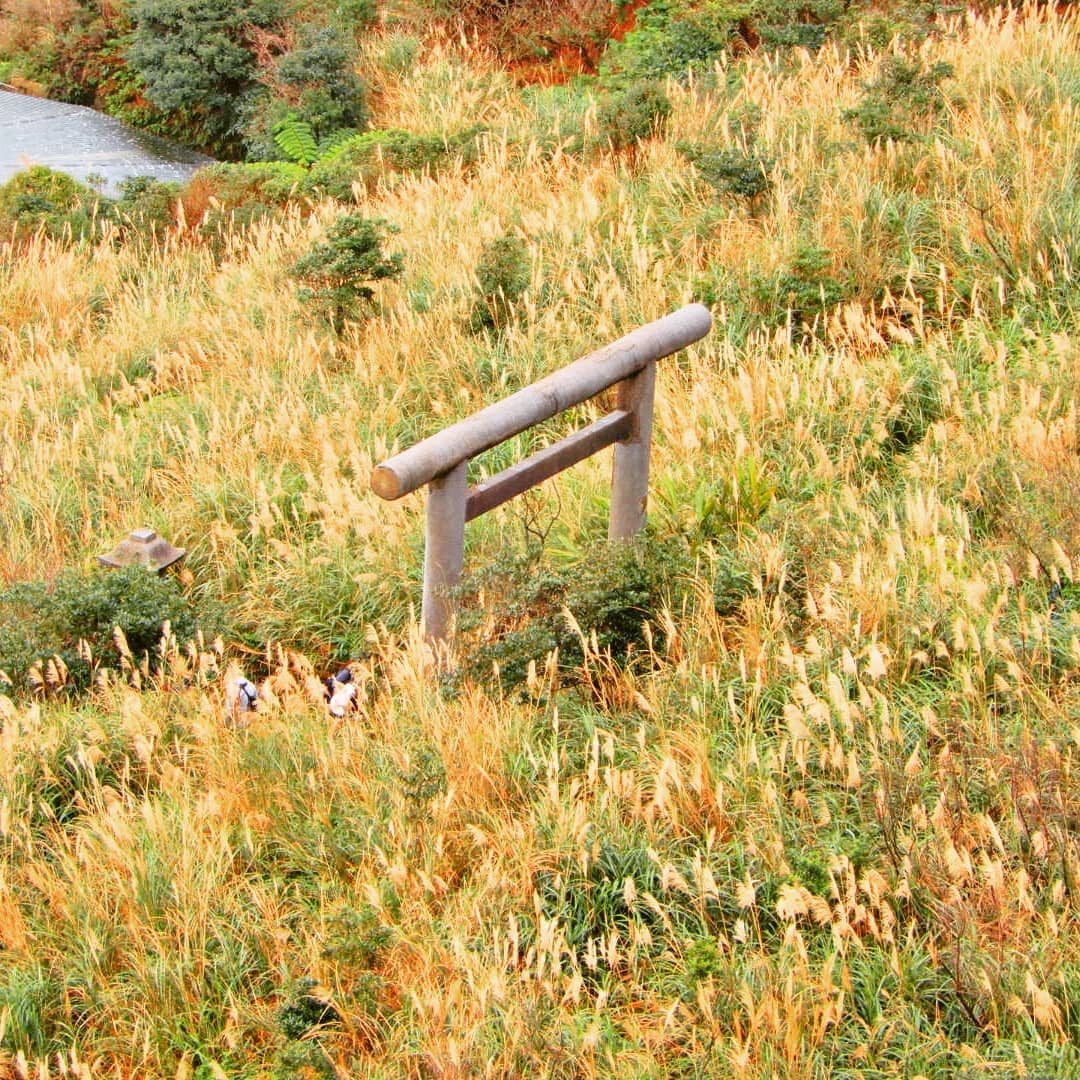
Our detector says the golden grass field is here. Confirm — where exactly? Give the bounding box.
[1,4,1080,1075]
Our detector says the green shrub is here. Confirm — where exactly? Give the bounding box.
[321,903,393,970]
[751,241,848,332]
[306,125,486,201]
[678,140,774,208]
[468,234,531,332]
[655,455,778,552]
[455,532,693,691]
[275,25,366,129]
[756,0,846,49]
[600,2,744,85]
[0,166,110,243]
[273,904,392,1069]
[844,55,954,144]
[600,0,848,87]
[96,53,191,144]
[271,1041,338,1079]
[453,557,568,692]
[287,213,404,332]
[0,566,208,697]
[712,551,757,617]
[596,81,672,152]
[114,175,181,238]
[758,20,829,49]
[277,977,341,1040]
[568,533,692,656]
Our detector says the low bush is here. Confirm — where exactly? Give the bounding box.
[277,977,341,1041]
[751,241,848,333]
[844,55,955,144]
[0,166,109,243]
[306,125,486,201]
[0,565,211,697]
[114,175,182,238]
[468,233,531,332]
[287,213,404,332]
[678,140,775,208]
[599,1,746,85]
[595,80,672,153]
[600,0,845,87]
[0,169,191,245]
[455,532,693,691]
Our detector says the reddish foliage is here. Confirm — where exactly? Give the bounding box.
[499,0,650,86]
[178,173,218,231]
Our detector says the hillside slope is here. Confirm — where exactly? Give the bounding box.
[1,6,1080,1076]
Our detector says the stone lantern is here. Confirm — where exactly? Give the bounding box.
[97,527,186,573]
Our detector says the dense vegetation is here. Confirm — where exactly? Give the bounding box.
[0,0,375,157]
[2,1,1080,1076]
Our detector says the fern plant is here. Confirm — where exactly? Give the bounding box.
[273,116,366,168]
[273,115,320,166]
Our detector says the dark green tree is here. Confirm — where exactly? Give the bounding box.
[243,24,368,159]
[126,0,284,156]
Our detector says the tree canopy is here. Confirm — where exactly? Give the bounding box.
[127,0,284,155]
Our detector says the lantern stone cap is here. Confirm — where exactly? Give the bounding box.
[98,527,186,572]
